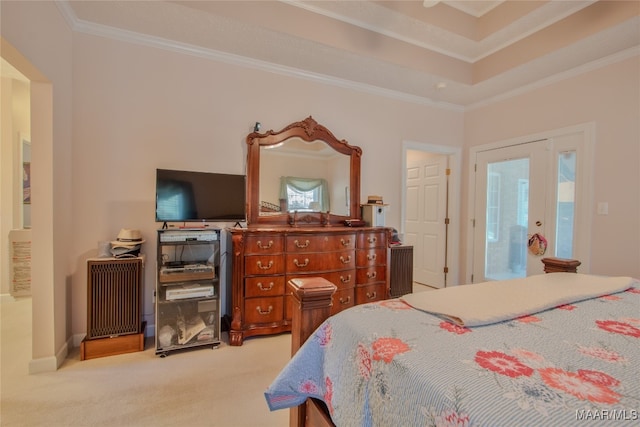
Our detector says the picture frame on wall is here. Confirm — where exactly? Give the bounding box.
[23,162,31,204]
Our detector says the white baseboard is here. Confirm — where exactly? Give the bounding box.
[29,336,72,374]
[0,293,16,303]
[28,356,58,374]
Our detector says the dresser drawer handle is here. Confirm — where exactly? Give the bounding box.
[294,239,310,248]
[339,296,351,305]
[256,305,273,315]
[366,271,377,279]
[256,260,274,270]
[340,256,352,264]
[340,238,351,246]
[293,258,309,268]
[366,291,377,300]
[367,253,377,261]
[340,274,351,283]
[257,282,274,291]
[367,236,378,244]
[256,240,273,249]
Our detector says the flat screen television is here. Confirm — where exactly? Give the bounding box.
[155,169,246,223]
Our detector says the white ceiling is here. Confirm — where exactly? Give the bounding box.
[440,1,504,17]
[15,1,640,109]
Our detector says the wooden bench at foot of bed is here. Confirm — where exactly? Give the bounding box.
[287,259,581,427]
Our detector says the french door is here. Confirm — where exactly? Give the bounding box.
[471,126,592,283]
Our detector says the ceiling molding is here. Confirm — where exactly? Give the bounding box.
[283,0,596,62]
[472,0,597,61]
[55,0,463,111]
[443,1,504,18]
[467,45,640,111]
[54,1,639,111]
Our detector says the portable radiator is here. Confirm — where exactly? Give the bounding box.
[86,258,143,339]
[389,245,414,298]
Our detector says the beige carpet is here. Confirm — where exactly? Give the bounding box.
[1,284,431,426]
[1,297,289,427]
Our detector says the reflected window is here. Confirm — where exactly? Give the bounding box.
[156,180,196,220]
[287,185,321,211]
[280,177,329,211]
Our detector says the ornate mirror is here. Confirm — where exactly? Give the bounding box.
[246,116,361,226]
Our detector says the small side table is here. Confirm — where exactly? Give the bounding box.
[541,257,581,274]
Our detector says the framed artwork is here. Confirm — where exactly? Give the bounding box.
[23,162,31,204]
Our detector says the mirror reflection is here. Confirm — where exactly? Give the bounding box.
[259,138,351,216]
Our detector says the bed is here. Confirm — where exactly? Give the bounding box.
[265,262,640,426]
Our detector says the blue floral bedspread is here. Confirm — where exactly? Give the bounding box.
[265,283,640,426]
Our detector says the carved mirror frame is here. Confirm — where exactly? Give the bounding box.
[246,116,362,226]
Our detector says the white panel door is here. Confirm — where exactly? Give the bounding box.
[405,151,448,287]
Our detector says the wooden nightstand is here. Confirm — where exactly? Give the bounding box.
[541,257,581,273]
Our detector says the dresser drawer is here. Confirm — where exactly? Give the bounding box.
[286,233,356,252]
[244,235,284,255]
[285,250,355,273]
[285,269,356,292]
[356,248,387,267]
[356,265,386,285]
[356,282,387,304]
[357,230,387,248]
[244,296,284,325]
[332,287,355,315]
[321,269,356,290]
[244,254,285,276]
[245,276,285,298]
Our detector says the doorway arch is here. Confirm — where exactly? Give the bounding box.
[1,38,60,373]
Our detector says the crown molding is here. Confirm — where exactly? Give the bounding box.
[53,0,636,113]
[54,0,463,111]
[467,46,640,111]
[444,0,504,18]
[283,0,596,62]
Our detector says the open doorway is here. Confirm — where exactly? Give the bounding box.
[402,142,461,288]
[1,58,31,299]
[2,40,59,373]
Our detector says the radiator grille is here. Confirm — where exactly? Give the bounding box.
[87,258,142,339]
[390,246,413,298]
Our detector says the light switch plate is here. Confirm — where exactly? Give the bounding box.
[597,202,608,215]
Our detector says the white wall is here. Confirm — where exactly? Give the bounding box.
[70,32,464,337]
[2,1,638,364]
[464,55,640,280]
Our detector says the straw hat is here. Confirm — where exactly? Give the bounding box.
[111,228,145,248]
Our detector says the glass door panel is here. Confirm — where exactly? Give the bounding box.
[485,158,529,280]
[555,151,576,259]
[473,140,548,282]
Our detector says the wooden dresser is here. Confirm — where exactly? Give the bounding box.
[229,227,390,345]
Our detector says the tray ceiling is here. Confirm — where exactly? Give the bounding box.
[59,0,639,109]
